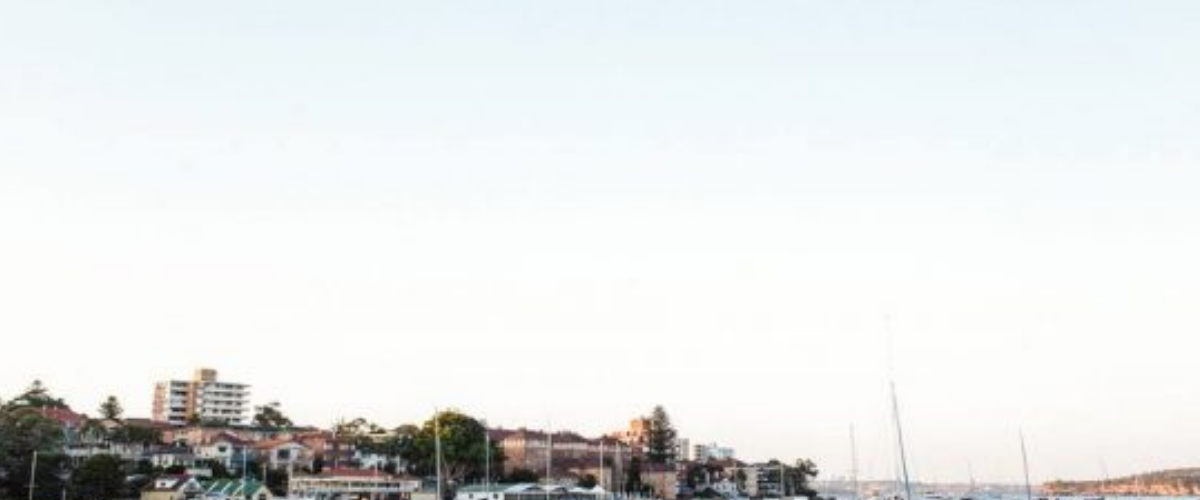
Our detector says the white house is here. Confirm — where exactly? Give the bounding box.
[253,439,312,470]
[197,434,250,468]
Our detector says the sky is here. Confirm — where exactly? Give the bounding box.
[2,0,1200,486]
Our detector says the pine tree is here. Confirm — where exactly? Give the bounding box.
[646,405,677,465]
[99,395,123,420]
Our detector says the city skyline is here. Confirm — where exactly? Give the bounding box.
[3,0,1200,488]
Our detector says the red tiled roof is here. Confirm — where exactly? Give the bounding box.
[320,468,402,479]
[40,407,87,426]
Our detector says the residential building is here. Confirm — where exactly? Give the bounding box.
[737,464,785,499]
[253,438,313,470]
[693,443,736,462]
[612,418,651,451]
[641,464,683,500]
[196,433,252,469]
[142,475,205,500]
[145,447,202,470]
[153,368,250,426]
[490,428,628,489]
[676,439,691,462]
[202,479,273,500]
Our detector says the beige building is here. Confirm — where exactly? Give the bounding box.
[153,368,250,426]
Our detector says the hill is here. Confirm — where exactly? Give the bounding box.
[1044,468,1200,496]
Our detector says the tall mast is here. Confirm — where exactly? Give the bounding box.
[967,460,976,497]
[483,419,491,492]
[435,409,444,500]
[891,381,914,500]
[546,425,554,500]
[1020,431,1033,500]
[850,425,860,500]
[599,440,605,491]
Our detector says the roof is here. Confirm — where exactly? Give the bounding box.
[203,479,268,497]
[457,483,567,495]
[318,468,416,480]
[40,407,87,426]
[253,438,309,451]
[145,475,201,492]
[206,432,250,446]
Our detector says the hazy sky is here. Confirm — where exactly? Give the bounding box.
[2,0,1199,485]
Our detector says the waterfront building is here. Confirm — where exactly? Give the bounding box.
[153,368,250,426]
[456,484,607,500]
[288,468,420,500]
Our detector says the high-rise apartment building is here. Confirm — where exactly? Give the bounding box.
[152,368,250,426]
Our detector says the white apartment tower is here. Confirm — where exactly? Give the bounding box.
[152,368,250,426]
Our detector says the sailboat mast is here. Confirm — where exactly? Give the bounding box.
[851,425,860,500]
[435,410,444,500]
[891,381,915,500]
[484,419,491,492]
[1020,431,1033,500]
[967,460,976,497]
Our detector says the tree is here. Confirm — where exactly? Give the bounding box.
[99,396,123,420]
[507,468,540,483]
[2,381,68,410]
[409,410,504,485]
[787,458,819,498]
[645,406,677,465]
[110,423,163,446]
[264,467,289,495]
[578,474,599,489]
[625,456,645,493]
[0,407,68,500]
[70,455,126,500]
[253,402,294,429]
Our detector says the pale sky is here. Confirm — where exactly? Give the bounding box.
[2,0,1200,486]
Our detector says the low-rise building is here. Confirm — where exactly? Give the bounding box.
[197,433,252,469]
[142,475,205,500]
[288,468,420,500]
[693,443,736,462]
[455,484,607,500]
[254,439,313,470]
[490,428,628,489]
[146,447,202,469]
[642,464,683,500]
